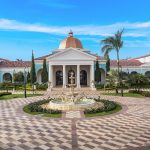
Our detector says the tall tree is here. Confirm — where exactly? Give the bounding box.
[105,54,110,73]
[30,51,36,84]
[101,29,124,75]
[95,60,101,83]
[41,59,48,83]
[13,72,24,83]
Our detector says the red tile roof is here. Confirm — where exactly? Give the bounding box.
[110,59,143,67]
[0,61,31,68]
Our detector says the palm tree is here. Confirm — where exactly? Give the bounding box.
[101,29,124,75]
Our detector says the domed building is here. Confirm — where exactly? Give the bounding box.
[35,31,107,88]
[0,32,150,88]
[0,31,107,89]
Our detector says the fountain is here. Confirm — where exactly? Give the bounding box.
[45,71,97,111]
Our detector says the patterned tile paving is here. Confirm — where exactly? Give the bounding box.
[65,111,81,119]
[76,95,150,150]
[0,96,72,150]
[0,93,150,150]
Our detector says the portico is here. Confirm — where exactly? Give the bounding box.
[48,63,95,88]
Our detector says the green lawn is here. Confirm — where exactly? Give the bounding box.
[23,105,62,118]
[85,103,122,117]
[102,92,144,98]
[0,94,43,100]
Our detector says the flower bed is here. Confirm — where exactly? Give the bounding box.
[84,99,122,117]
[23,99,62,117]
[84,99,117,114]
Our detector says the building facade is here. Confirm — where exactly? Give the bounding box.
[110,55,150,79]
[0,32,107,88]
[0,32,149,87]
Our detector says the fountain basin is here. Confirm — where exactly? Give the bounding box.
[44,98,96,111]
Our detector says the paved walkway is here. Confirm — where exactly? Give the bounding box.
[0,95,150,150]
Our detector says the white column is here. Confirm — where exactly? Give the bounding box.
[63,65,66,88]
[77,65,80,88]
[49,65,53,87]
[90,64,95,88]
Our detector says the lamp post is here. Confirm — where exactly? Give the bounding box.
[24,67,27,98]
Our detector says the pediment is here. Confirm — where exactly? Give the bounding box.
[47,48,96,61]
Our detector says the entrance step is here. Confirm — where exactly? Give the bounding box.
[45,88,101,97]
[51,87,92,92]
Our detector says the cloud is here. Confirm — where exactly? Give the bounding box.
[124,40,150,48]
[1,19,150,38]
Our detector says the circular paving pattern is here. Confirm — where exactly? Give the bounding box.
[0,95,150,150]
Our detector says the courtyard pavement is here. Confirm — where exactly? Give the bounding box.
[0,94,150,150]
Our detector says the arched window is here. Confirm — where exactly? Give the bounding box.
[56,71,63,85]
[80,70,87,86]
[3,73,12,82]
[145,71,150,80]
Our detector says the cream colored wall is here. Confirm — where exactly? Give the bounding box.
[136,56,150,63]
[37,69,42,83]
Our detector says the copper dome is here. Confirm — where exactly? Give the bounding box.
[59,31,83,49]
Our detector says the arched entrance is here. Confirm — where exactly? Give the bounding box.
[56,71,63,86]
[131,71,137,75]
[80,70,87,86]
[145,71,150,80]
[3,73,12,82]
[68,70,75,84]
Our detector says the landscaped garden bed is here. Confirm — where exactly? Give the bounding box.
[84,99,122,117]
[103,92,144,98]
[23,99,62,118]
[103,90,150,98]
[23,98,122,118]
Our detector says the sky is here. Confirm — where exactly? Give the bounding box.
[0,0,150,60]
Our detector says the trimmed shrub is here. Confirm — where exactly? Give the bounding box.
[128,90,140,94]
[95,84,104,89]
[0,92,12,97]
[140,91,150,97]
[128,90,150,97]
[84,99,117,114]
[26,99,61,114]
[36,84,48,90]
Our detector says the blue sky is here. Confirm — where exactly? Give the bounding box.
[0,0,150,60]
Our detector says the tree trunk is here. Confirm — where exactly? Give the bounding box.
[116,49,120,94]
[115,88,118,94]
[117,50,120,75]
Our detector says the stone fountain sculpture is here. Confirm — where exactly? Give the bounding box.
[48,71,96,110]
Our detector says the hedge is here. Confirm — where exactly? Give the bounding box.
[128,90,150,97]
[0,92,12,97]
[26,99,61,114]
[84,99,117,114]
